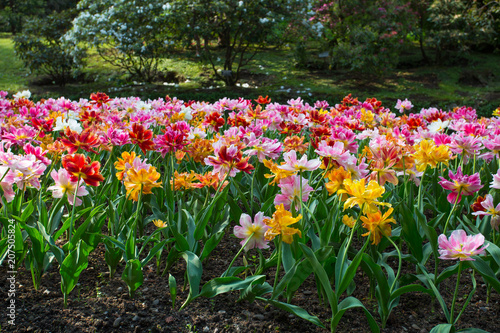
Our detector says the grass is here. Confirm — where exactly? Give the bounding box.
[1,33,499,117]
[0,33,30,92]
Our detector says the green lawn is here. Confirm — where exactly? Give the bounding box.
[1,34,499,117]
[0,34,30,92]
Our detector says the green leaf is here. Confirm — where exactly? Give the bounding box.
[337,238,369,296]
[436,263,460,285]
[468,257,500,293]
[169,273,177,308]
[415,209,439,265]
[68,204,106,251]
[255,296,325,328]
[429,323,454,333]
[60,240,90,306]
[180,251,203,309]
[418,263,450,322]
[361,254,390,318]
[299,243,338,315]
[331,297,380,333]
[454,271,476,325]
[197,275,266,299]
[141,240,167,267]
[37,222,65,265]
[20,200,35,223]
[390,284,432,302]
[399,203,423,262]
[281,242,296,273]
[54,206,94,241]
[38,199,48,229]
[20,223,46,273]
[171,221,190,252]
[227,195,243,225]
[485,241,500,268]
[194,192,222,240]
[102,235,126,252]
[48,201,65,235]
[125,226,136,262]
[122,259,143,298]
[104,240,122,279]
[200,231,225,262]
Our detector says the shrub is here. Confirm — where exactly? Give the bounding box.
[165,0,312,86]
[309,0,417,73]
[66,0,173,83]
[13,9,86,86]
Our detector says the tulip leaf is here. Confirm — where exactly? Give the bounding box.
[429,323,454,333]
[168,273,177,308]
[122,259,143,298]
[467,257,500,293]
[255,296,325,329]
[331,297,380,333]
[180,251,202,309]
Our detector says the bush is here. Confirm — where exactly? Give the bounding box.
[66,0,173,83]
[165,0,312,86]
[309,0,417,73]
[428,0,500,62]
[13,10,86,86]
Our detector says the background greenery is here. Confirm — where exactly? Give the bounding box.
[0,0,499,117]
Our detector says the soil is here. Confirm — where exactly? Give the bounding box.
[1,230,499,333]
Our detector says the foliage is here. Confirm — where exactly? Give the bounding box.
[0,0,78,34]
[13,9,86,86]
[164,0,312,86]
[427,0,500,63]
[66,0,173,83]
[309,0,417,73]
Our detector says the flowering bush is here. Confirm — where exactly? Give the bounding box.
[65,0,172,82]
[0,90,500,331]
[309,0,417,72]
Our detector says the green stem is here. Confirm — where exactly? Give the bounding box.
[68,176,81,244]
[338,204,364,282]
[136,185,144,237]
[302,203,322,238]
[170,153,176,201]
[249,162,258,216]
[299,171,305,231]
[472,153,476,174]
[417,168,427,212]
[272,238,283,296]
[223,232,254,277]
[449,261,463,324]
[443,189,462,235]
[386,236,402,293]
[232,176,251,214]
[309,160,331,197]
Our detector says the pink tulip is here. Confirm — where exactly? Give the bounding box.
[233,212,270,251]
[279,150,320,172]
[438,167,483,203]
[438,230,488,261]
[274,175,314,211]
[47,169,89,206]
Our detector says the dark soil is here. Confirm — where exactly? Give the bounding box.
[1,231,499,333]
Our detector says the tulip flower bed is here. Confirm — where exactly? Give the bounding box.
[0,90,500,333]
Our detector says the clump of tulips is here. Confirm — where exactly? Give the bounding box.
[1,90,500,332]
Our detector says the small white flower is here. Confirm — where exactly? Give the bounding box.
[135,101,151,112]
[13,90,31,100]
[179,106,193,121]
[427,119,450,134]
[53,117,83,133]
